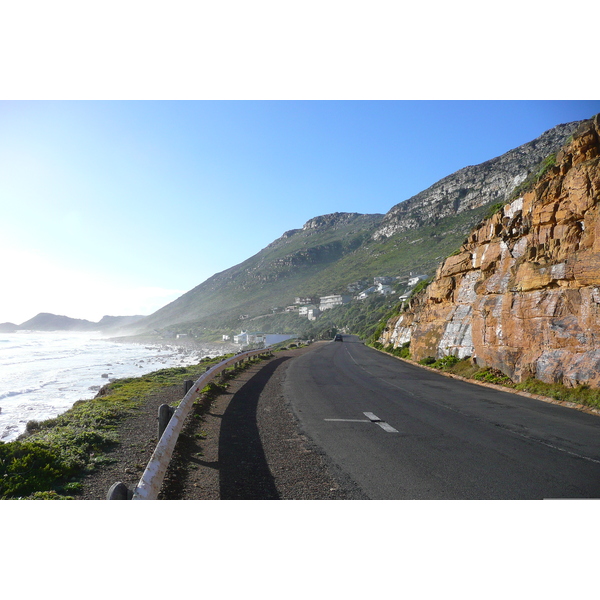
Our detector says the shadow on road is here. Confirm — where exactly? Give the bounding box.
[219,356,291,499]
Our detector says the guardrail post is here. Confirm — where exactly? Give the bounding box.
[158,404,175,440]
[128,345,273,499]
[184,379,193,394]
[107,481,133,500]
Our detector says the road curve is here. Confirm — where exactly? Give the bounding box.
[284,336,600,499]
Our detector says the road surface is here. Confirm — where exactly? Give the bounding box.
[284,336,600,499]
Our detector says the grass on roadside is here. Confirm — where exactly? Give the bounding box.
[514,379,600,410]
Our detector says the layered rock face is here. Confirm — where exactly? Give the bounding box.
[373,121,581,240]
[379,115,600,388]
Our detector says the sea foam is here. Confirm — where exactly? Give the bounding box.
[0,331,213,442]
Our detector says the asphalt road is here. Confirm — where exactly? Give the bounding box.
[284,336,600,499]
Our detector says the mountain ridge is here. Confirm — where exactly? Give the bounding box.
[373,121,581,239]
[0,313,145,333]
[123,118,584,340]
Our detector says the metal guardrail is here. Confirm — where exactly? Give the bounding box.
[107,347,272,500]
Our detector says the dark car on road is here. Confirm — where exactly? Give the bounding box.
[334,334,343,342]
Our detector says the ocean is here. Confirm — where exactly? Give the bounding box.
[0,331,215,442]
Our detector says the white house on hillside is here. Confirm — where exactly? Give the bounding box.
[233,331,266,346]
[377,283,393,295]
[298,304,317,316]
[308,307,321,321]
[319,294,351,311]
[357,286,377,300]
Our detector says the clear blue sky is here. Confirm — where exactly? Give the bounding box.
[1,100,599,324]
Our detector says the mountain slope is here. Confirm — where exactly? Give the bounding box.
[131,213,383,333]
[128,119,584,339]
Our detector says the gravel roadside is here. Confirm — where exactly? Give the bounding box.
[80,344,365,500]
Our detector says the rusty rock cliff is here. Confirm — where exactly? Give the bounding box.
[378,115,600,388]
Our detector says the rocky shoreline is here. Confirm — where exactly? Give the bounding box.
[107,333,239,354]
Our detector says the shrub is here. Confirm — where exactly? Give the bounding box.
[473,367,513,386]
[28,490,74,500]
[432,355,460,370]
[419,356,437,366]
[396,342,411,359]
[0,440,76,499]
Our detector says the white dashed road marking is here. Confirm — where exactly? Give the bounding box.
[376,421,399,433]
[323,412,398,432]
[363,412,381,422]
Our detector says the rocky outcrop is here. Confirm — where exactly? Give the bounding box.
[303,212,383,232]
[373,121,582,240]
[379,115,600,388]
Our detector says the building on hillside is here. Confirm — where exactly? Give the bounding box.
[407,273,428,287]
[308,308,321,321]
[347,280,369,293]
[374,276,394,285]
[298,304,318,316]
[319,295,352,311]
[222,334,230,341]
[357,283,393,300]
[377,283,393,295]
[357,286,377,300]
[294,297,316,305]
[285,305,299,312]
[233,331,266,346]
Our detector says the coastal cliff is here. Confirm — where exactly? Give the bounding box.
[378,115,600,388]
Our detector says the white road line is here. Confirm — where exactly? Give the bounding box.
[363,412,399,432]
[363,412,381,422]
[377,422,399,433]
[506,429,600,465]
[324,413,398,432]
[324,419,371,422]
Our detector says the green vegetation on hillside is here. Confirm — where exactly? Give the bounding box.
[134,206,496,344]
